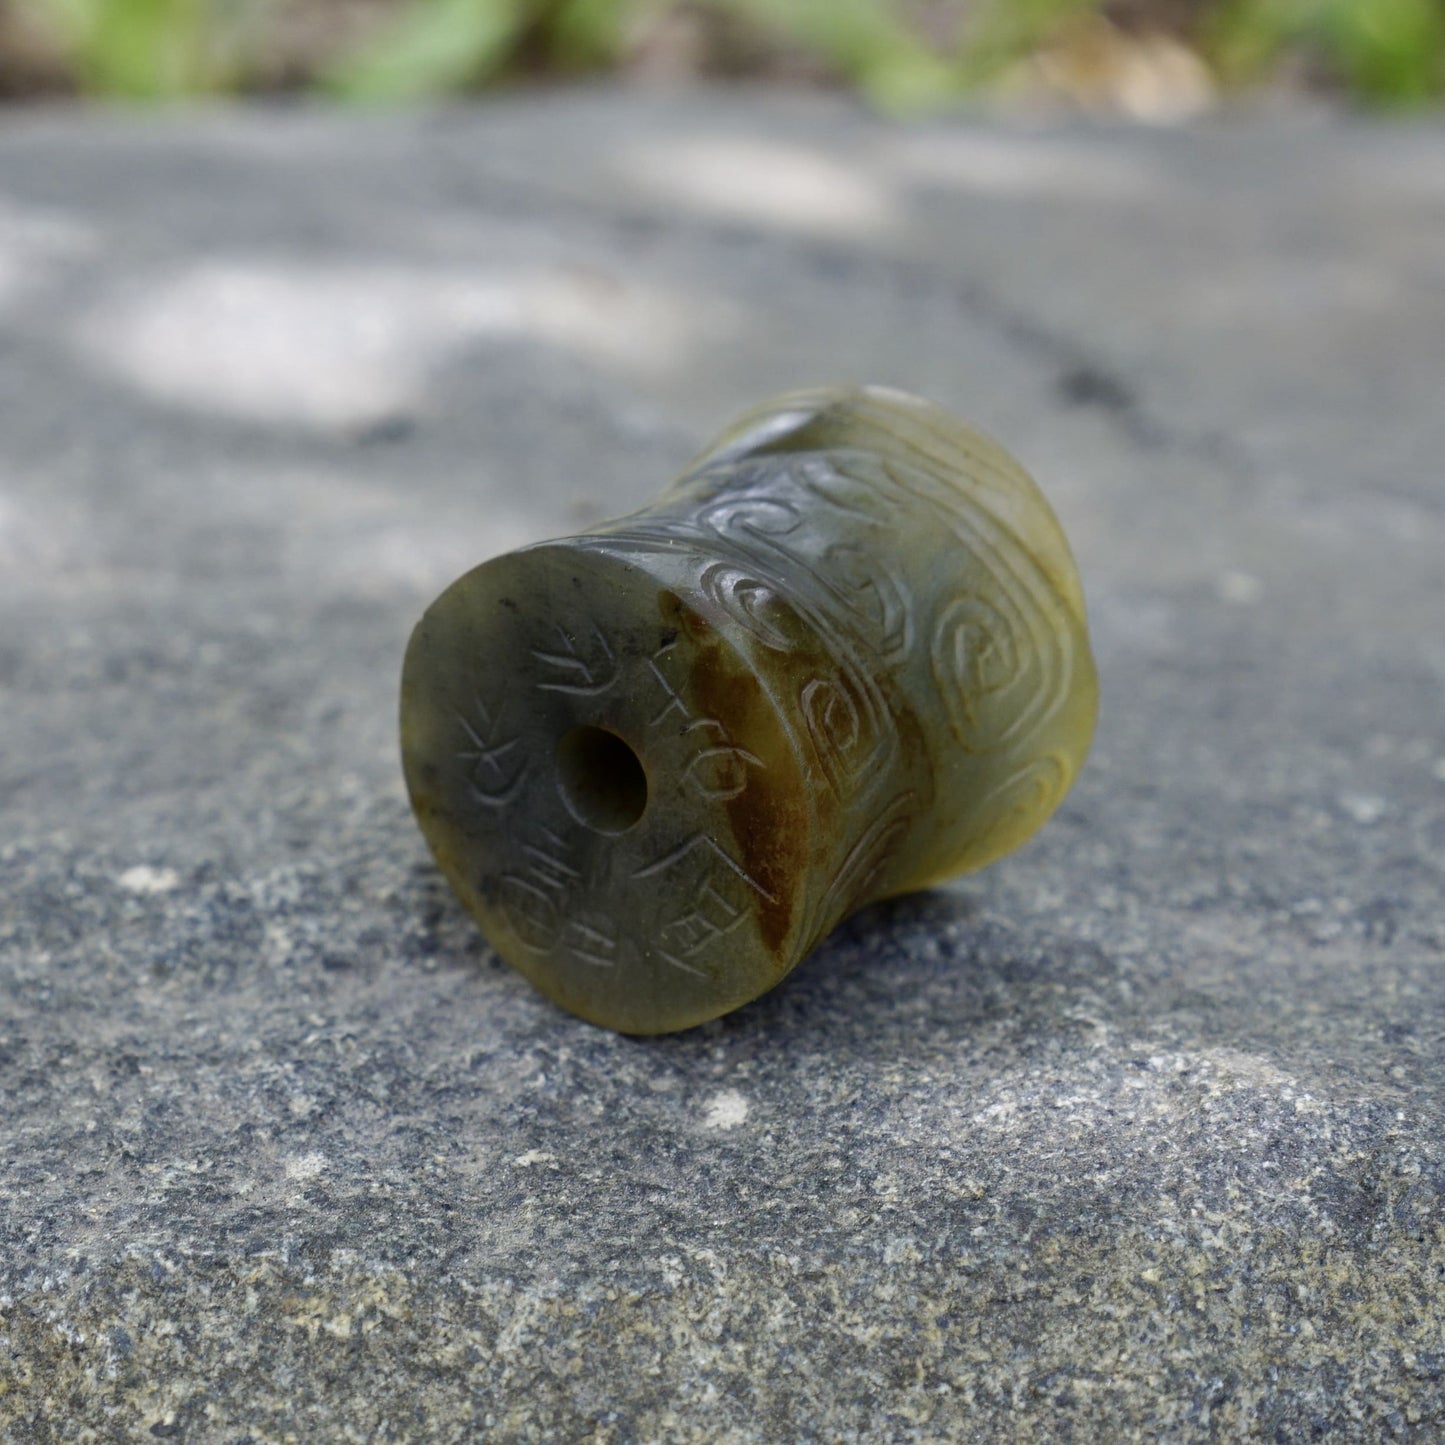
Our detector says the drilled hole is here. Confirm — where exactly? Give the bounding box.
[556,725,648,834]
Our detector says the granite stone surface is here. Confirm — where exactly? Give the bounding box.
[1,93,1443,1441]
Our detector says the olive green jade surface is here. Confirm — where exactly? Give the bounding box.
[400,387,1097,1033]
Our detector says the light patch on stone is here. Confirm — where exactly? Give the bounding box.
[513,1150,558,1168]
[0,198,96,314]
[883,1236,921,1265]
[284,1152,327,1181]
[1218,571,1263,605]
[117,865,180,895]
[889,132,1160,200]
[74,260,731,427]
[702,1089,749,1131]
[1182,260,1397,325]
[1339,793,1387,826]
[621,137,899,239]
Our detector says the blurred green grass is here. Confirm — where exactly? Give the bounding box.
[7,0,1444,108]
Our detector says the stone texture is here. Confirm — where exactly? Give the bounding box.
[0,93,1442,1440]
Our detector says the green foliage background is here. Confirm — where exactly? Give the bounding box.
[10,0,1445,107]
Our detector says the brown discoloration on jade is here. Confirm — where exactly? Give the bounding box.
[692,633,799,960]
[657,587,800,964]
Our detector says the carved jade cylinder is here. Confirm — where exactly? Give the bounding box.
[400,387,1097,1033]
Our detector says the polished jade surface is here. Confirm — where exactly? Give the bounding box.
[401,387,1097,1032]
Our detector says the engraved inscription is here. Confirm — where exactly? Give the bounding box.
[520,828,581,897]
[646,648,691,726]
[532,623,618,696]
[634,832,776,904]
[681,719,760,801]
[498,874,557,953]
[561,912,619,969]
[456,696,527,806]
[497,825,578,954]
[646,636,763,800]
[657,876,749,977]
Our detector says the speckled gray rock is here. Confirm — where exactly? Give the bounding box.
[1,94,1443,1442]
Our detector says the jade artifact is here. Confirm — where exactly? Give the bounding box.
[400,387,1098,1033]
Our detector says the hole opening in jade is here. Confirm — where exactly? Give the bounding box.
[556,724,648,835]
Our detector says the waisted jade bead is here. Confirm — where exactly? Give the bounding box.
[400,387,1097,1033]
